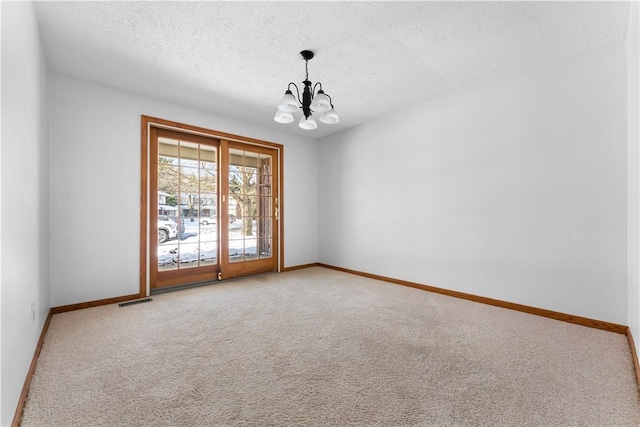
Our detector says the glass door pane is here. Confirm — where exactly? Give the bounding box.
[227,148,274,263]
[151,128,220,289]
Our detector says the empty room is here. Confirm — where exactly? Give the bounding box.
[2,1,640,426]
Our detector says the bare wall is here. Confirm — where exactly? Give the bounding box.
[318,42,628,325]
[1,2,50,425]
[628,1,640,352]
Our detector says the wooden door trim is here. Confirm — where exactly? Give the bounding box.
[219,139,230,270]
[140,118,150,297]
[143,115,284,149]
[140,116,285,295]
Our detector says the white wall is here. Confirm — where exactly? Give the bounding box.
[49,72,318,307]
[1,2,4,420]
[1,2,50,425]
[319,42,628,325]
[628,1,640,353]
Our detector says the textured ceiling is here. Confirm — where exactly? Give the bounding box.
[33,1,630,139]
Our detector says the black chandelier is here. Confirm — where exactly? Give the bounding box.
[274,50,339,130]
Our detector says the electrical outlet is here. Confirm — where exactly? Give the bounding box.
[31,301,35,323]
[298,243,304,252]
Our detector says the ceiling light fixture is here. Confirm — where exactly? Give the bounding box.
[274,50,339,130]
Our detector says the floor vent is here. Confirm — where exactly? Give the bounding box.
[119,298,152,307]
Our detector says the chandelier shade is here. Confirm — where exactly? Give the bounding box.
[277,91,299,113]
[274,50,339,130]
[320,108,340,125]
[298,116,318,130]
[274,110,294,124]
[309,91,331,113]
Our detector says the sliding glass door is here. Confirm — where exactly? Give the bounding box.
[149,127,279,290]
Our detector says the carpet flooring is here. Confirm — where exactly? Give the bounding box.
[20,267,640,426]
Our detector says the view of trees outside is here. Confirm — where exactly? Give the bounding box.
[158,155,217,219]
[229,164,257,236]
[226,149,273,263]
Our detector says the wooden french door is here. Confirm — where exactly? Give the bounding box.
[220,141,279,279]
[148,126,279,290]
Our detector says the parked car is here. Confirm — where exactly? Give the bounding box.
[158,216,180,243]
[200,216,215,226]
[200,215,235,225]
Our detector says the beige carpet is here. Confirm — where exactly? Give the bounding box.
[20,267,640,426]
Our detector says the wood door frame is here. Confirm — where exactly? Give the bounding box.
[140,115,285,296]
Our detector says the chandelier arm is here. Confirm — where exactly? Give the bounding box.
[312,82,323,96]
[325,93,333,107]
[287,82,303,106]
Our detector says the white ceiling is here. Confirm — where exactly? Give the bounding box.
[33,1,630,139]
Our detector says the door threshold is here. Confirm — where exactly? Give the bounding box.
[150,271,279,295]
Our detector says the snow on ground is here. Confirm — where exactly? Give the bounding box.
[158,219,258,266]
